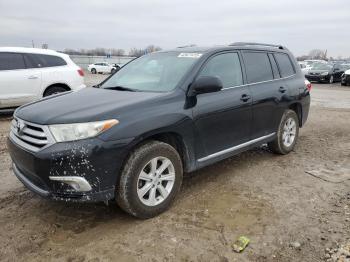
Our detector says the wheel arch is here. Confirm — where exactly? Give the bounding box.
[42,83,71,97]
[288,102,303,127]
[125,131,195,174]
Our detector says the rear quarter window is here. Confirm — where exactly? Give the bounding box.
[274,53,295,77]
[24,54,67,68]
[242,52,274,83]
[0,52,26,70]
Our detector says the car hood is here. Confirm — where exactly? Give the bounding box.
[15,88,165,125]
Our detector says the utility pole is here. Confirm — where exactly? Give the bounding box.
[31,40,35,48]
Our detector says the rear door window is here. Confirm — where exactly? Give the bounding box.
[198,52,243,88]
[242,52,274,83]
[0,52,26,70]
[274,53,295,77]
[24,54,67,68]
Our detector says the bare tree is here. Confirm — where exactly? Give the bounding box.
[129,48,145,57]
[111,48,125,56]
[308,49,327,60]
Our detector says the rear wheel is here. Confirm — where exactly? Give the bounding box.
[43,86,68,97]
[116,141,183,219]
[268,110,299,155]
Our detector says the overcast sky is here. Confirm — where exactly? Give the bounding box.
[0,0,349,57]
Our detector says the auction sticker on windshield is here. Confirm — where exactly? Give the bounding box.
[178,53,202,58]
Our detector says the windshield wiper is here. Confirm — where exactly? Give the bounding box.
[103,86,137,92]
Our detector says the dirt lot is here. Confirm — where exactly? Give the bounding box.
[0,74,349,262]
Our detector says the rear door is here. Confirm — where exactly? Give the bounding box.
[193,52,253,162]
[241,51,286,139]
[0,52,42,108]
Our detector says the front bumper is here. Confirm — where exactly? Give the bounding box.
[305,74,330,82]
[341,75,350,85]
[7,136,133,202]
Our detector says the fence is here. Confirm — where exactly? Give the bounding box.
[69,55,136,69]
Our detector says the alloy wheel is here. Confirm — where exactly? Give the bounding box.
[282,117,297,147]
[137,157,175,206]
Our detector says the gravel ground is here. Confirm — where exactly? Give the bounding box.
[0,75,349,262]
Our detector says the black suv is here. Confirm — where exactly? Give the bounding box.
[8,43,310,218]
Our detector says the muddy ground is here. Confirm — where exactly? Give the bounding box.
[0,75,349,262]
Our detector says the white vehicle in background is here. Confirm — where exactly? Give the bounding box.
[0,47,86,109]
[87,62,118,74]
[298,62,312,75]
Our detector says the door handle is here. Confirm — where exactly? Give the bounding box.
[240,94,251,102]
[28,75,39,79]
[279,86,287,93]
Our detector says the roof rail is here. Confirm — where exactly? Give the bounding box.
[177,44,196,48]
[229,42,286,50]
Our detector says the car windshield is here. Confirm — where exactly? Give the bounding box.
[311,63,332,70]
[100,52,201,92]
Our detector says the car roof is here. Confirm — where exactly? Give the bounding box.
[0,47,62,55]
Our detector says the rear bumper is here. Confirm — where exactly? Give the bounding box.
[72,83,87,91]
[7,135,133,202]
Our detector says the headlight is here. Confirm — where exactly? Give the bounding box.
[321,72,329,76]
[49,119,119,142]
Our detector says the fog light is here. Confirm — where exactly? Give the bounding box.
[49,176,92,192]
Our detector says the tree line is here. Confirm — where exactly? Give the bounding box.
[63,45,162,57]
[296,49,349,61]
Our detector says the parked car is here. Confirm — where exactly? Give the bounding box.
[298,62,312,75]
[303,59,327,67]
[341,69,350,86]
[305,63,344,83]
[87,62,117,74]
[8,43,310,218]
[112,63,123,71]
[0,47,85,109]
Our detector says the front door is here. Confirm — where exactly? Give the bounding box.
[193,52,252,161]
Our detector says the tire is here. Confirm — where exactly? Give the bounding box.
[43,86,68,97]
[111,68,116,74]
[91,68,97,74]
[116,141,183,219]
[329,75,334,84]
[268,110,299,155]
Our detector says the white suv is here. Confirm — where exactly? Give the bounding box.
[0,47,86,109]
[87,62,117,74]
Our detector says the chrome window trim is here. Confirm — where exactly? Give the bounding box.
[222,74,296,91]
[197,132,276,162]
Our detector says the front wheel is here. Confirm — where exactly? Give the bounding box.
[268,110,299,155]
[329,75,334,84]
[116,141,183,219]
[91,68,97,74]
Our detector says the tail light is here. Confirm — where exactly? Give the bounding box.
[305,79,312,91]
[77,69,84,77]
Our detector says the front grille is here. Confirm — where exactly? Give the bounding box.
[10,117,55,152]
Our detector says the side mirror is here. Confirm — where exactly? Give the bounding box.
[189,76,223,96]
